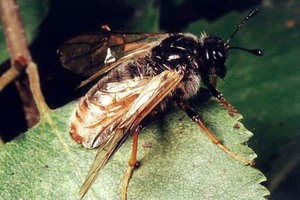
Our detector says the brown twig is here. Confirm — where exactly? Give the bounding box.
[0,0,50,129]
[0,0,31,63]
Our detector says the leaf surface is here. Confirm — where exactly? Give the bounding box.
[0,95,268,199]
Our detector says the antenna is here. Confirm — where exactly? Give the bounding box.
[226,8,259,44]
[226,8,263,57]
[228,46,263,56]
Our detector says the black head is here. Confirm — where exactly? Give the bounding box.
[198,8,263,79]
[200,34,227,78]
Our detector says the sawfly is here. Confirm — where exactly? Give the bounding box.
[58,8,263,199]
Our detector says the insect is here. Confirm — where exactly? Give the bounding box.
[58,8,263,199]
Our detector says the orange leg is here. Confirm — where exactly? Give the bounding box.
[217,95,240,115]
[178,102,254,166]
[128,129,139,166]
[211,76,239,114]
[211,76,238,113]
[122,126,141,200]
[204,75,240,115]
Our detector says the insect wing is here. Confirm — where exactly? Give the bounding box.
[58,32,169,86]
[72,77,151,148]
[120,70,184,130]
[79,70,184,197]
[79,128,126,197]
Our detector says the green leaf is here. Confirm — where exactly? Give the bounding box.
[0,93,268,199]
[0,0,49,64]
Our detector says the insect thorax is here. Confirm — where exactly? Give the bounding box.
[151,34,200,73]
[151,33,227,79]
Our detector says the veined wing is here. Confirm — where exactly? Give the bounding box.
[79,70,184,198]
[58,32,169,87]
[71,76,151,148]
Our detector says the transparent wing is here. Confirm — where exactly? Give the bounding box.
[58,32,169,87]
[79,128,126,197]
[79,70,184,198]
[71,77,151,148]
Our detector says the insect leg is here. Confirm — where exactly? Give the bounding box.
[202,73,239,114]
[128,126,141,167]
[122,125,142,200]
[217,93,240,115]
[177,101,254,166]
